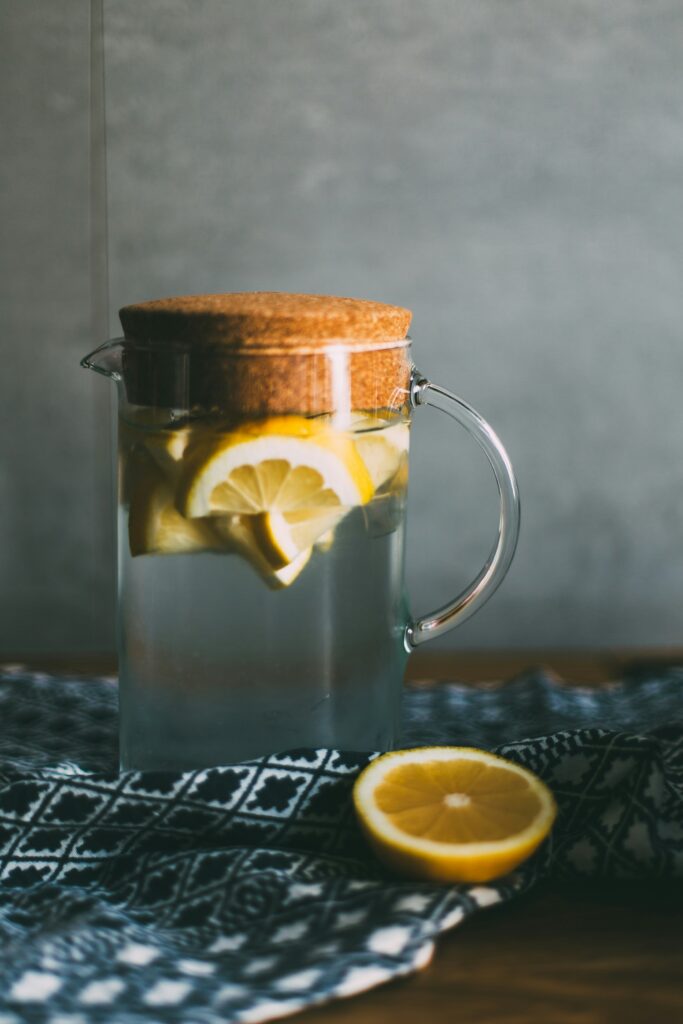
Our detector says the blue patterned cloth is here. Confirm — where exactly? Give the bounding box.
[0,667,681,1023]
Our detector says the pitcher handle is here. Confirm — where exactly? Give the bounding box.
[405,372,521,650]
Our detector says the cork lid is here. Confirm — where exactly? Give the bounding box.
[119,292,412,349]
[118,292,413,416]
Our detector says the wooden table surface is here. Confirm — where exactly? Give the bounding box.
[8,650,683,1024]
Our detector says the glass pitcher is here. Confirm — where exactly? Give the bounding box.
[82,292,519,770]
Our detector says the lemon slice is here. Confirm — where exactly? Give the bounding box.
[128,458,219,557]
[354,420,410,490]
[177,416,374,563]
[353,747,557,883]
[144,427,192,483]
[211,515,311,589]
[252,506,346,566]
[314,527,336,553]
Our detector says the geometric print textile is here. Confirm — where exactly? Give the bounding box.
[0,667,681,1023]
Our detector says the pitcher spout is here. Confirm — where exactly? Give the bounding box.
[81,339,124,381]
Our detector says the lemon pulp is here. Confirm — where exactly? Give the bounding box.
[353,747,557,883]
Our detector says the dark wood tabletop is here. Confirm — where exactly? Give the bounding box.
[7,649,683,1024]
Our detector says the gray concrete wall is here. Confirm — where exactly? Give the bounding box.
[3,0,683,654]
[0,1,114,655]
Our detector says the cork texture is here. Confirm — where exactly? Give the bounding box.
[119,292,413,414]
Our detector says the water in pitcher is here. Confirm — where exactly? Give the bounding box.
[117,407,410,768]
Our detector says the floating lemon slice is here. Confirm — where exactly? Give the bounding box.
[144,426,193,483]
[128,457,219,557]
[177,416,375,565]
[211,515,311,589]
[126,458,309,586]
[252,504,347,566]
[353,747,557,883]
[354,419,410,490]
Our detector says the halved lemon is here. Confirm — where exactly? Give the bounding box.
[353,747,557,883]
[128,457,219,557]
[176,416,375,564]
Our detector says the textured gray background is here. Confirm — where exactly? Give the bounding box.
[3,0,683,655]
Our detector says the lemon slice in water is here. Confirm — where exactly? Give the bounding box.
[177,416,374,564]
[128,457,219,557]
[211,515,311,589]
[353,418,410,490]
[144,426,193,483]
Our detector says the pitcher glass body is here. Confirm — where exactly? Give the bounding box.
[83,293,519,770]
